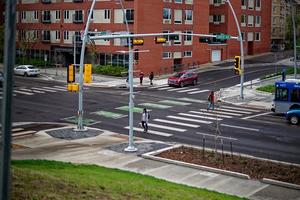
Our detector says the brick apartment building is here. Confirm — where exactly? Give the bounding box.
[15,0,271,75]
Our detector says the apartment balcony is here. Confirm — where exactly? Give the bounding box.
[41,0,51,3]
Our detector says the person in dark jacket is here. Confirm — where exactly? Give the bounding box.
[139,71,144,85]
[149,72,154,85]
[207,90,215,111]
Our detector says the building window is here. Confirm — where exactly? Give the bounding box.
[21,11,26,20]
[125,9,134,23]
[174,9,182,24]
[241,32,245,41]
[163,52,171,59]
[104,9,110,20]
[255,32,261,41]
[173,31,181,45]
[55,10,60,20]
[34,11,38,20]
[163,30,170,45]
[183,31,192,42]
[255,15,261,27]
[256,0,261,10]
[174,0,182,3]
[42,10,51,23]
[64,10,69,20]
[55,30,60,40]
[185,0,193,4]
[185,10,193,22]
[247,15,254,27]
[33,30,38,40]
[74,10,83,23]
[184,51,192,57]
[241,14,246,26]
[241,0,246,8]
[42,30,50,41]
[248,0,254,10]
[64,31,69,40]
[88,9,94,20]
[163,8,171,20]
[214,0,222,4]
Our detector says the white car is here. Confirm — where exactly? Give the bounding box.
[14,65,40,77]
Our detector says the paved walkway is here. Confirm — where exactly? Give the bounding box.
[12,126,300,200]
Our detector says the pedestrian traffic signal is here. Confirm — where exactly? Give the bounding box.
[169,34,179,40]
[67,64,75,83]
[234,56,241,75]
[199,37,210,43]
[132,38,144,45]
[134,49,139,60]
[155,37,167,44]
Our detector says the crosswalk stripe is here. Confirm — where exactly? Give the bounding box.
[124,126,173,137]
[216,108,252,114]
[12,128,24,132]
[199,109,242,116]
[151,84,169,89]
[221,124,260,132]
[177,97,207,104]
[167,116,212,124]
[43,86,66,91]
[147,123,186,132]
[178,113,223,121]
[189,111,233,119]
[242,112,273,120]
[167,87,187,91]
[188,89,209,94]
[14,90,34,95]
[221,105,261,113]
[31,87,56,92]
[19,88,45,94]
[53,85,67,89]
[153,119,200,128]
[177,88,199,93]
[157,87,172,90]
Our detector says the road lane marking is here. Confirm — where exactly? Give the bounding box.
[242,112,273,120]
[199,109,242,116]
[91,111,127,119]
[177,88,199,93]
[178,113,223,121]
[159,100,191,106]
[32,87,57,92]
[151,84,169,89]
[216,108,252,114]
[153,119,200,128]
[43,86,66,91]
[167,116,212,124]
[188,89,209,94]
[177,97,207,103]
[54,85,68,89]
[19,88,45,94]
[157,87,172,90]
[167,87,188,91]
[147,123,186,132]
[124,126,173,137]
[195,132,238,141]
[14,90,34,95]
[139,103,172,109]
[189,111,233,119]
[221,105,261,112]
[220,124,260,132]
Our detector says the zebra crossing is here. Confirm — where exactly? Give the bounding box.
[123,103,263,138]
[0,127,37,137]
[0,85,69,98]
[149,84,209,95]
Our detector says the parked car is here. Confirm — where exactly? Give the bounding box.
[286,109,300,125]
[168,70,198,87]
[14,65,40,77]
[0,71,3,87]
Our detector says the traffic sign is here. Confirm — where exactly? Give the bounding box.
[216,34,231,40]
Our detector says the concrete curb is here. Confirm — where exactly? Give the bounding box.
[262,178,300,190]
[142,144,251,180]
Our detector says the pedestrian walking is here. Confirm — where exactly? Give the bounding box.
[141,108,150,133]
[207,90,215,111]
[149,72,154,85]
[139,71,144,85]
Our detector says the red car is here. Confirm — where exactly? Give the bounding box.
[168,71,198,87]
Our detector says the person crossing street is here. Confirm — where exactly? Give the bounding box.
[141,108,150,133]
[207,90,215,111]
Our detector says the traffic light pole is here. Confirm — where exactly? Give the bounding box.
[226,0,244,99]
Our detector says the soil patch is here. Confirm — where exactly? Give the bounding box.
[157,146,300,185]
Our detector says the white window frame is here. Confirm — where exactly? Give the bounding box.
[185,0,193,4]
[174,0,182,3]
[163,52,171,59]
[63,30,69,40]
[55,30,60,40]
[21,11,26,20]
[247,15,254,27]
[255,32,261,41]
[248,0,254,10]
[64,10,69,20]
[55,10,60,20]
[185,10,193,24]
[255,15,261,27]
[184,51,192,57]
[173,31,182,45]
[163,8,172,24]
[34,11,38,20]
[183,30,192,45]
[255,0,261,11]
[104,9,110,20]
[241,14,246,27]
[241,0,247,9]
[163,30,171,46]
[174,9,182,24]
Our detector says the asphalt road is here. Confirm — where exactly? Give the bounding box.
[6,64,300,164]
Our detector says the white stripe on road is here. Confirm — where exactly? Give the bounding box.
[178,113,223,121]
[177,97,207,104]
[195,132,238,141]
[151,84,169,89]
[43,86,66,91]
[12,128,24,132]
[199,109,242,116]
[32,87,57,93]
[242,112,273,120]
[147,123,187,132]
[167,116,212,124]
[216,108,252,114]
[14,90,34,95]
[167,87,187,91]
[188,89,209,94]
[153,119,200,128]
[19,88,45,94]
[221,105,261,113]
[53,85,68,89]
[221,124,260,132]
[177,88,199,93]
[124,126,173,137]
[157,87,172,90]
[189,111,233,119]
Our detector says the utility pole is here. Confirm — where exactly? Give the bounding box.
[226,0,245,99]
[291,0,298,79]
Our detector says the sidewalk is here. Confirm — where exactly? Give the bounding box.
[12,125,300,200]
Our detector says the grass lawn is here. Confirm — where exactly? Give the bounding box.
[11,160,246,200]
[256,85,275,93]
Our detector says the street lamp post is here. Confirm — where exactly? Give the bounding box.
[225,0,245,99]
[117,0,137,152]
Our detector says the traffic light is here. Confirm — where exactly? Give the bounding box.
[234,56,241,75]
[169,34,179,40]
[132,38,144,45]
[84,64,92,83]
[155,37,167,44]
[134,49,139,60]
[199,37,210,43]
[67,64,75,83]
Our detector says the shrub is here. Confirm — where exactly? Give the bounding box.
[92,65,127,77]
[16,57,52,67]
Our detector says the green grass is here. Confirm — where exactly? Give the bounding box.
[11,160,246,200]
[256,85,275,93]
[260,67,300,80]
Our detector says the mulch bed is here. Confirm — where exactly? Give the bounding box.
[157,146,300,185]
